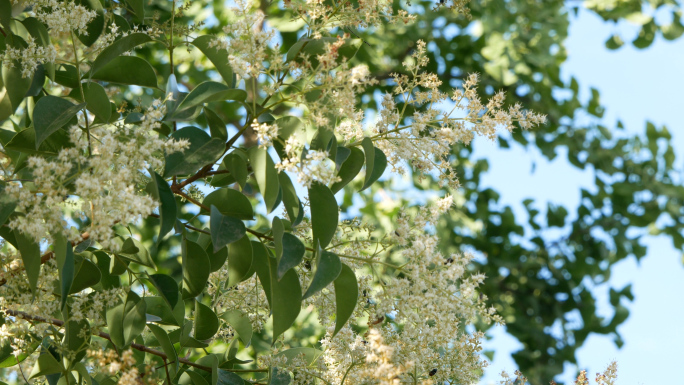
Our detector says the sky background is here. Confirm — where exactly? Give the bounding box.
[477,6,684,385]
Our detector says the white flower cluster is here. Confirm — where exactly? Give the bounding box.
[1,35,58,78]
[6,100,188,249]
[275,137,340,188]
[28,0,97,35]
[252,119,279,149]
[210,0,276,79]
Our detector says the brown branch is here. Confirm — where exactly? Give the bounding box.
[0,232,91,288]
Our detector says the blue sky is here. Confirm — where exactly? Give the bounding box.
[478,7,684,385]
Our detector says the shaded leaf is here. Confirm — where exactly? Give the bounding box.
[175,82,246,112]
[204,107,227,141]
[308,182,338,248]
[28,352,62,379]
[182,239,211,299]
[249,146,281,213]
[15,232,40,295]
[106,291,146,348]
[164,126,225,177]
[149,171,177,244]
[303,251,341,299]
[148,324,179,370]
[226,235,253,287]
[222,152,249,190]
[330,147,364,193]
[202,188,254,220]
[192,36,234,85]
[210,205,246,253]
[220,310,252,346]
[194,301,219,340]
[33,96,85,149]
[333,264,358,336]
[277,172,302,226]
[148,273,179,309]
[91,56,158,87]
[90,33,152,74]
[277,234,305,281]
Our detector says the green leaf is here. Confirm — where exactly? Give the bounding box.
[117,237,156,269]
[106,291,147,348]
[308,182,338,248]
[145,296,184,326]
[0,0,11,31]
[164,126,225,177]
[70,256,100,294]
[81,82,111,123]
[222,152,249,190]
[277,172,302,226]
[251,241,273,307]
[249,146,280,214]
[2,44,32,112]
[54,65,79,89]
[217,369,245,385]
[277,234,305,281]
[220,310,252,347]
[123,0,144,22]
[175,82,246,113]
[185,371,210,385]
[0,339,39,368]
[303,251,341,299]
[182,239,211,299]
[333,264,357,336]
[275,347,323,366]
[334,146,351,169]
[180,321,209,348]
[148,171,177,244]
[360,138,387,190]
[5,127,72,156]
[33,96,86,149]
[91,56,158,88]
[194,301,220,340]
[272,217,284,260]
[0,182,17,227]
[270,255,302,342]
[148,324,179,370]
[286,38,362,64]
[330,147,364,193]
[76,12,105,47]
[53,233,74,310]
[204,107,227,141]
[268,367,291,385]
[62,319,90,366]
[28,352,62,379]
[202,188,254,220]
[148,273,179,309]
[226,235,253,287]
[15,232,40,295]
[192,36,234,85]
[210,206,245,253]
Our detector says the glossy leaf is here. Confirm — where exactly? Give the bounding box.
[249,146,281,213]
[53,233,74,310]
[176,81,246,112]
[28,352,62,379]
[149,273,179,309]
[202,188,254,220]
[81,82,111,123]
[222,152,249,190]
[204,107,227,141]
[33,96,85,149]
[330,147,364,193]
[194,301,220,340]
[182,239,211,299]
[220,309,252,346]
[106,291,147,348]
[226,235,253,287]
[164,126,225,177]
[149,171,177,244]
[277,171,302,226]
[192,35,234,85]
[91,56,158,87]
[15,232,40,295]
[210,205,246,253]
[90,33,152,74]
[303,251,342,299]
[333,264,358,336]
[308,182,338,248]
[147,324,179,369]
[277,233,305,281]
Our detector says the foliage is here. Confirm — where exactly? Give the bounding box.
[0,0,553,384]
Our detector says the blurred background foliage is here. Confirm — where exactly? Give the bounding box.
[108,0,684,383]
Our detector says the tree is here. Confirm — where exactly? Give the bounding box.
[0,0,549,384]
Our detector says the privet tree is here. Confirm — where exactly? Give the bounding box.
[0,0,553,384]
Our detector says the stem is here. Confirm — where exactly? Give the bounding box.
[70,32,92,157]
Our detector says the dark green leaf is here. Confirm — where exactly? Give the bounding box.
[5,127,72,156]
[303,251,341,299]
[308,182,338,248]
[148,324,178,370]
[185,370,210,385]
[117,237,155,269]
[106,291,146,348]
[330,147,364,193]
[54,65,79,89]
[226,235,253,287]
[69,256,101,294]
[277,234,305,281]
[270,253,302,342]
[220,310,252,346]
[202,188,254,220]
[28,352,62,379]
[268,367,291,385]
[123,0,144,22]
[33,96,86,149]
[81,82,111,123]
[277,172,302,226]
[182,239,211,299]
[15,232,40,295]
[0,0,11,31]
[148,171,176,244]
[180,321,209,348]
[192,36,234,85]
[222,152,249,190]
[2,45,32,111]
[194,301,219,340]
[217,369,245,385]
[272,217,285,259]
[334,146,351,169]
[204,107,227,141]
[333,263,357,336]
[53,233,74,310]
[149,273,179,309]
[210,206,246,253]
[91,56,158,87]
[249,146,280,213]
[76,12,105,47]
[62,319,90,366]
[361,146,387,191]
[175,82,246,113]
[251,241,273,307]
[164,126,225,177]
[145,296,184,326]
